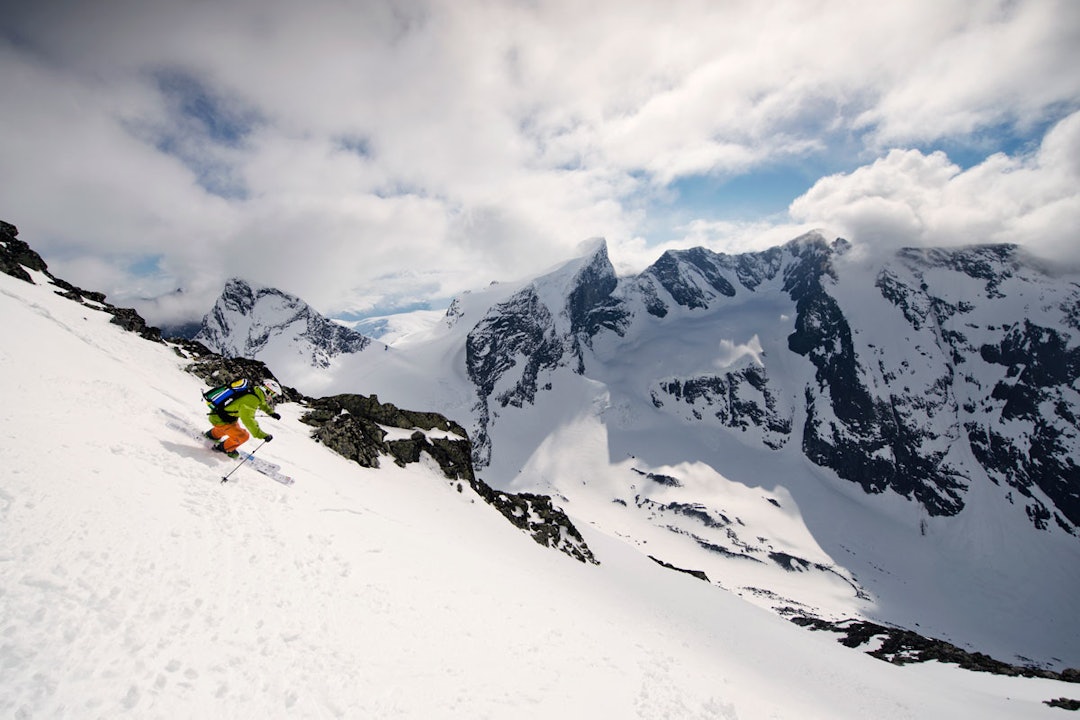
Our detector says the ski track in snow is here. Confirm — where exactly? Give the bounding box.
[1,271,1077,718]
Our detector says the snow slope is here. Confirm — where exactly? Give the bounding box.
[189,237,1080,672]
[2,269,1075,718]
[291,240,1080,670]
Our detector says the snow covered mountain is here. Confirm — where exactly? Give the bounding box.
[3,220,1080,717]
[105,219,1079,670]
[466,234,1080,535]
[196,278,378,381]
[212,231,1080,673]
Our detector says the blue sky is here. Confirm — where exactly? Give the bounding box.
[1,0,1078,325]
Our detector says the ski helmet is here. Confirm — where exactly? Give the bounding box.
[261,379,282,398]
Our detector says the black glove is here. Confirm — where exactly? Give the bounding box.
[263,434,274,442]
[270,412,281,420]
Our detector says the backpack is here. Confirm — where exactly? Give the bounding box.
[204,378,254,419]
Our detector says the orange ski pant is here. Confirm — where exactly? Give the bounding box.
[209,422,249,452]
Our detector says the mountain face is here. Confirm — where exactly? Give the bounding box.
[863,246,1080,530]
[196,278,375,369]
[464,240,627,464]
[180,230,1080,667]
[465,233,1080,536]
[2,221,594,569]
[10,227,1077,720]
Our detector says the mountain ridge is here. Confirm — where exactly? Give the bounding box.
[23,217,1077,669]
[196,277,378,378]
[193,229,1080,668]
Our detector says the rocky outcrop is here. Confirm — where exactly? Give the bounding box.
[0,221,49,281]
[648,555,710,582]
[300,394,469,470]
[791,616,1079,682]
[467,286,565,407]
[874,245,1080,532]
[300,393,598,564]
[471,487,598,565]
[169,337,300,403]
[653,364,792,449]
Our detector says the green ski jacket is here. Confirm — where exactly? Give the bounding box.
[209,387,275,439]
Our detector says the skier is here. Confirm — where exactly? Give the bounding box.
[204,379,282,459]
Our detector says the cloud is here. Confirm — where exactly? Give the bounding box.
[714,335,764,370]
[856,0,1080,146]
[1,0,1078,324]
[788,110,1080,262]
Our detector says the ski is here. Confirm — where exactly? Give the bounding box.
[162,411,295,486]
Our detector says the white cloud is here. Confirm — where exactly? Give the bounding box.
[789,109,1080,262]
[715,335,765,370]
[856,0,1080,146]
[1,0,1078,323]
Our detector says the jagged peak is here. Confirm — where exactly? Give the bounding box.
[783,229,831,251]
[896,243,1022,271]
[889,243,1054,295]
[529,237,617,320]
[576,236,608,258]
[535,237,611,282]
[214,277,315,315]
[198,276,373,365]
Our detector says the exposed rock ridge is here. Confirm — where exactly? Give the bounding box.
[300,393,598,564]
[791,615,1080,682]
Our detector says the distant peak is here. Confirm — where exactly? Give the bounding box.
[782,230,844,254]
[223,277,259,292]
[575,236,606,253]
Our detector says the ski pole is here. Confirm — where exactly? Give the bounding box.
[221,441,267,484]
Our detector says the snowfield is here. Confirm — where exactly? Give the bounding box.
[1,269,1076,718]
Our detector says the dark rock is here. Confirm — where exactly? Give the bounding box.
[0,221,49,281]
[664,502,731,529]
[631,468,682,487]
[300,393,598,564]
[566,241,629,339]
[106,306,163,342]
[471,484,599,565]
[648,555,710,582]
[465,286,565,464]
[467,286,565,404]
[792,616,1076,681]
[657,365,792,449]
[788,239,969,517]
[898,244,1020,296]
[972,320,1080,528]
[646,249,730,310]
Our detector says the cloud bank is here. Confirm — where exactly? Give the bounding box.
[1,0,1077,323]
[790,110,1080,263]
